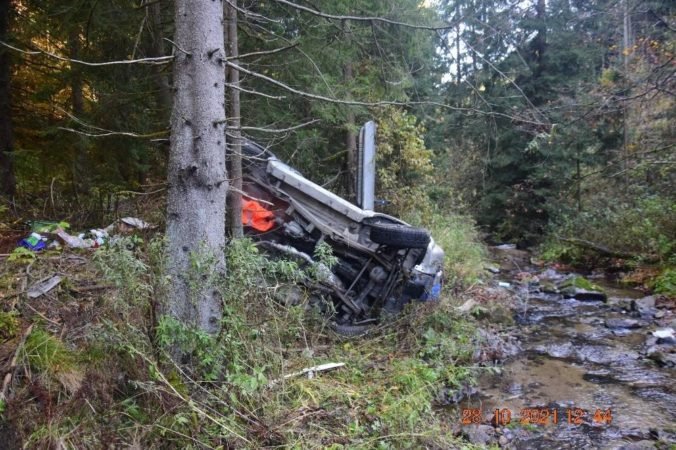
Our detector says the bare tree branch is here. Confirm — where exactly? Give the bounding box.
[233,119,320,133]
[58,127,167,139]
[272,0,458,31]
[226,61,547,125]
[0,40,173,66]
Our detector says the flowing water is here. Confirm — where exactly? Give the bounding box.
[457,247,675,449]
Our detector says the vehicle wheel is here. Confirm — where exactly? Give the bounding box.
[369,222,430,249]
[332,322,373,337]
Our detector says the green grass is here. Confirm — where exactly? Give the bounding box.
[424,213,487,286]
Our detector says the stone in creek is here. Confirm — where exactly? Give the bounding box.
[534,342,575,359]
[563,288,608,301]
[583,369,615,384]
[465,424,495,445]
[558,276,607,301]
[620,440,656,450]
[607,297,634,310]
[646,349,676,367]
[605,318,644,329]
[632,296,656,316]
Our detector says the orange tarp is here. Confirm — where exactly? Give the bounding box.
[242,199,275,232]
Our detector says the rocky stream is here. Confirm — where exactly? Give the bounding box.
[457,246,675,449]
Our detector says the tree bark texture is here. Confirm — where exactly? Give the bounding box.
[226,0,243,238]
[0,0,15,199]
[165,0,226,334]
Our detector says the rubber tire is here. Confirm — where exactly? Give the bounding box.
[369,222,430,249]
[332,323,373,337]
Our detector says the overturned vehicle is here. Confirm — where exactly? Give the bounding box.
[238,124,444,334]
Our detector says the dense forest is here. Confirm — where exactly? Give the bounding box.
[1,0,673,254]
[0,0,674,448]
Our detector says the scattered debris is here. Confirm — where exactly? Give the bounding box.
[457,298,478,313]
[18,232,47,251]
[15,217,154,251]
[495,243,516,250]
[117,217,154,232]
[484,265,500,274]
[268,362,345,387]
[27,275,63,299]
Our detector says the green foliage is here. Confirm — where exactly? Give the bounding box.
[543,195,675,265]
[651,268,676,297]
[0,311,19,340]
[375,106,435,219]
[8,246,37,263]
[24,328,78,376]
[155,315,227,381]
[422,213,486,285]
[94,236,151,309]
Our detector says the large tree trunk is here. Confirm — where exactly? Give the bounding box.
[0,0,15,200]
[226,0,243,238]
[165,0,226,335]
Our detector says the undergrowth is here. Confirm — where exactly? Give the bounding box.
[2,236,486,449]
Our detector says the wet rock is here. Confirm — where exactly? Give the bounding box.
[632,296,656,316]
[465,424,495,445]
[652,428,676,444]
[558,276,607,301]
[562,288,608,301]
[540,268,565,280]
[540,281,558,294]
[646,349,676,367]
[606,297,634,310]
[439,384,479,405]
[620,440,656,450]
[653,310,665,319]
[576,345,639,364]
[534,342,574,359]
[498,435,508,446]
[644,335,658,347]
[583,369,615,384]
[652,328,675,345]
[604,318,643,329]
[473,329,521,362]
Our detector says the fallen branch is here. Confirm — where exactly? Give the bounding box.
[0,324,34,403]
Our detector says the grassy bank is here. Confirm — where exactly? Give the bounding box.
[0,216,490,449]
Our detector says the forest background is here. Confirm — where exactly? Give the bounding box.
[0,0,673,269]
